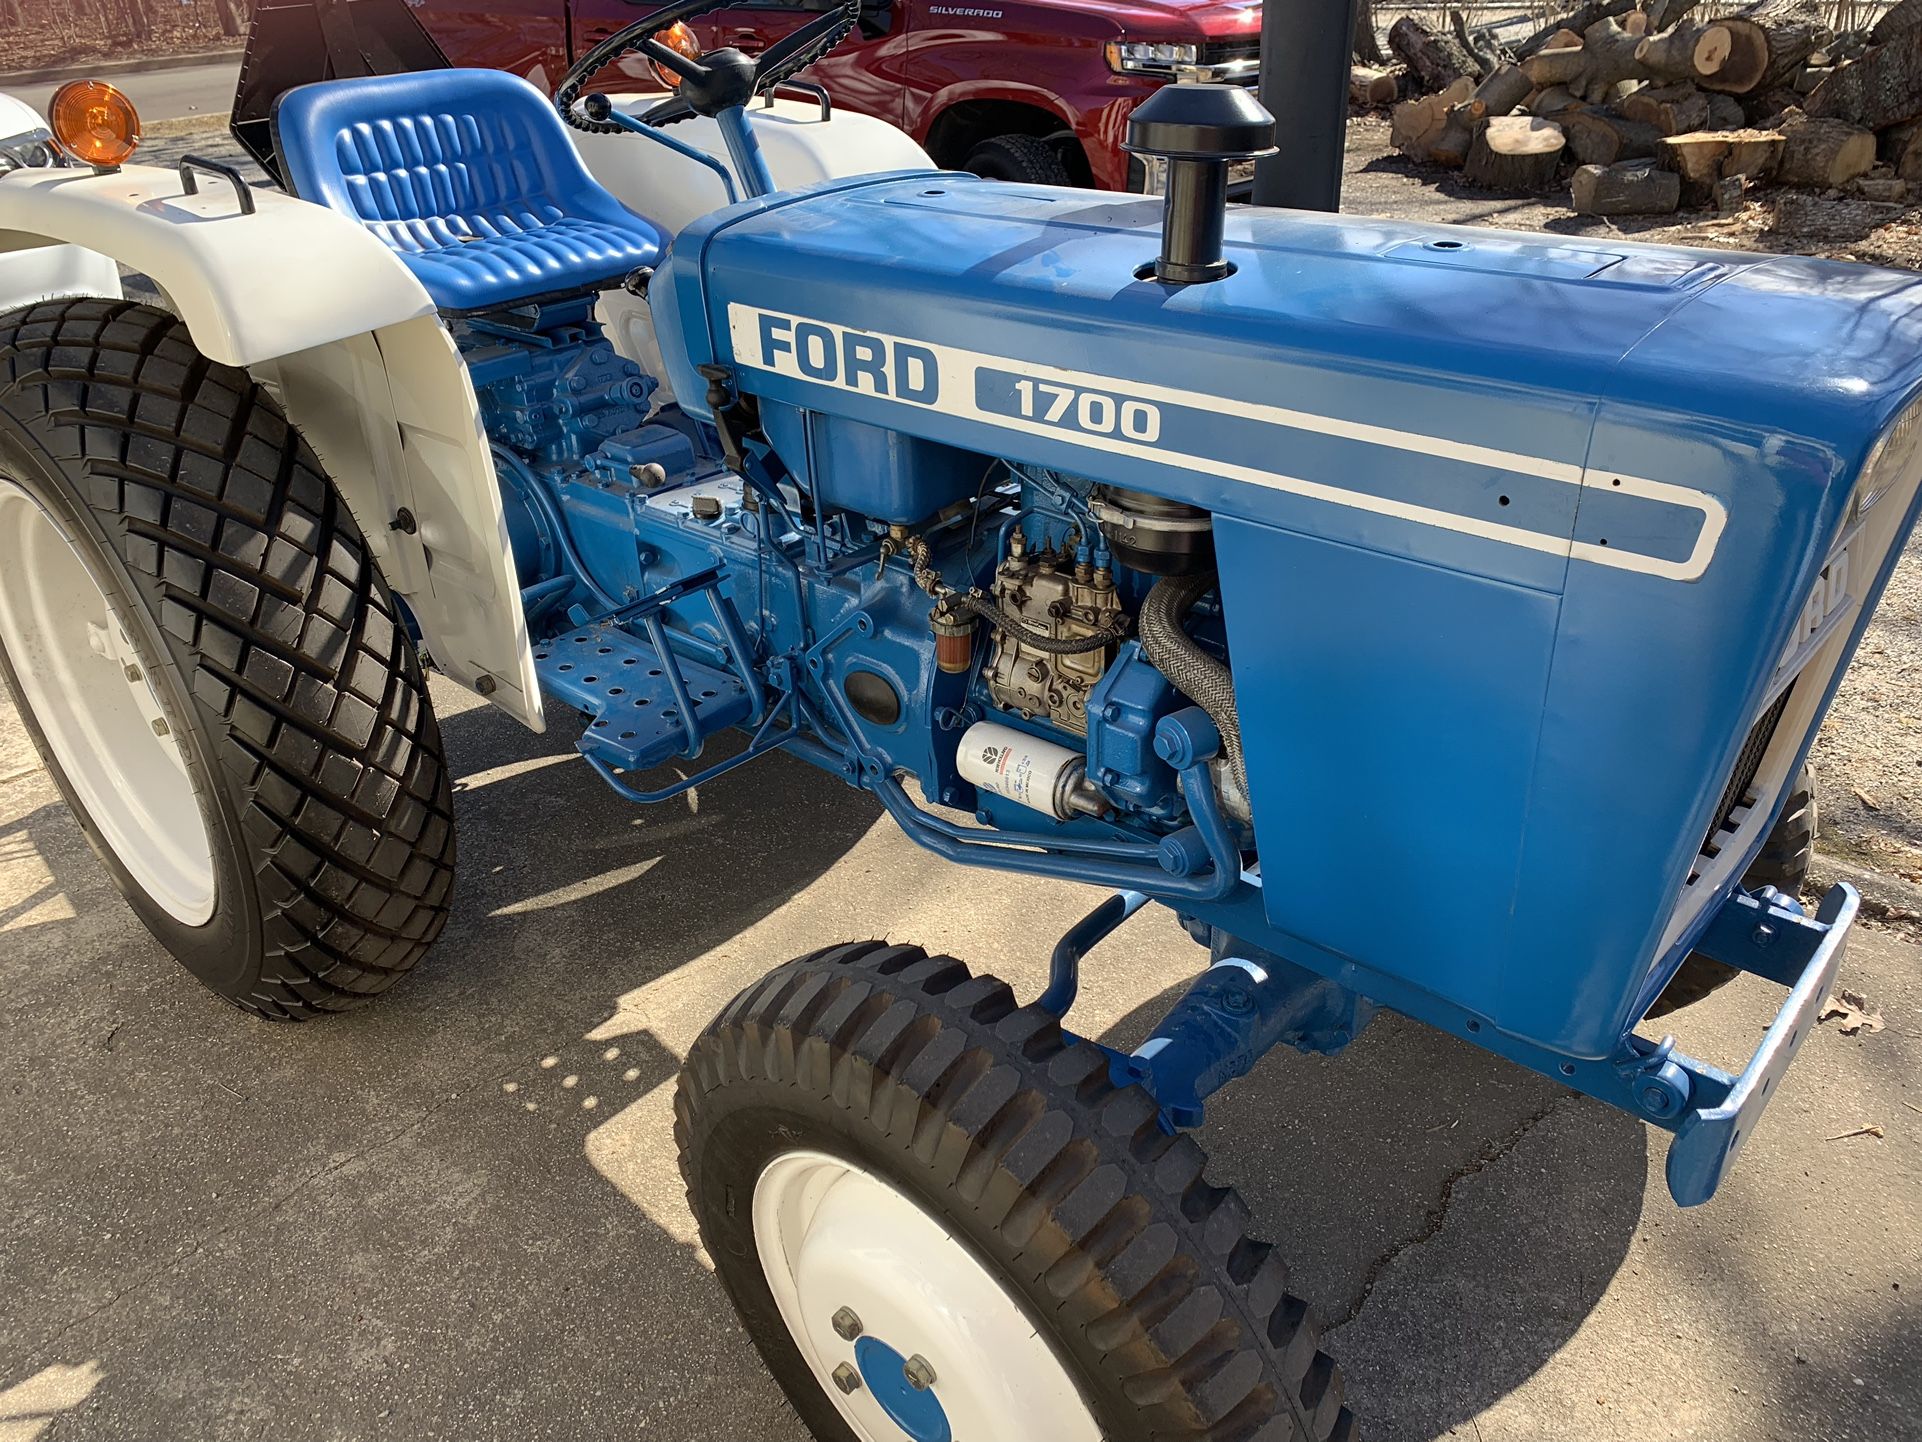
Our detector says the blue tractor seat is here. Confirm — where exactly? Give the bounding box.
[272,69,666,314]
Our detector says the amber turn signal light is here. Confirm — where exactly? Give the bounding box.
[650,22,701,89]
[49,80,142,170]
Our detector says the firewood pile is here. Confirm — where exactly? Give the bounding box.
[1359,0,1922,215]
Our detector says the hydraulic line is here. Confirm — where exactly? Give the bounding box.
[1139,571,1246,797]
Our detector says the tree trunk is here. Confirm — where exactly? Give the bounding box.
[1522,43,1589,88]
[1391,77,1477,162]
[1580,16,1653,99]
[1775,111,1878,184]
[1622,81,1711,134]
[1871,0,1922,47]
[1696,19,1773,92]
[1562,107,1665,164]
[1464,114,1568,189]
[1354,0,1387,65]
[1637,22,1737,85]
[1646,0,1705,31]
[1473,62,1535,117]
[1351,66,1400,106]
[1530,85,1584,116]
[1807,27,1922,130]
[215,0,248,39]
[1572,159,1683,212]
[1516,0,1636,60]
[1390,16,1484,91]
[1881,117,1922,180]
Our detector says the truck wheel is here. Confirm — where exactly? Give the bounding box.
[963,133,1074,186]
[1648,766,1817,1018]
[676,940,1355,1442]
[0,298,455,1020]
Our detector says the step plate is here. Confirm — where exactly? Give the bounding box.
[534,621,751,772]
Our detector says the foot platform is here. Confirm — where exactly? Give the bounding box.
[534,620,752,773]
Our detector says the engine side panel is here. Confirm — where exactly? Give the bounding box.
[658,175,1922,1053]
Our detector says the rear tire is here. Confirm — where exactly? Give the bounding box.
[0,299,455,1019]
[676,940,1355,1442]
[1648,766,1817,1018]
[963,132,1074,185]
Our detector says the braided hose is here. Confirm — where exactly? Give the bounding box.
[1139,572,1246,797]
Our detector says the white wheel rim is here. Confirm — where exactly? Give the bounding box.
[0,478,216,925]
[753,1148,1103,1442]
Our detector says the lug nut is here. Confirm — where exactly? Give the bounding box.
[903,1354,937,1391]
[150,718,170,738]
[123,662,143,683]
[831,1307,863,1341]
[831,1362,863,1395]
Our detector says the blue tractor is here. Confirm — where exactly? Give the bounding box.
[0,4,1911,1434]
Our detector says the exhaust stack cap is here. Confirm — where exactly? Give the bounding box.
[1125,83,1276,285]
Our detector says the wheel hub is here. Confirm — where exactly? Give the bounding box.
[0,478,215,924]
[752,1149,1100,1442]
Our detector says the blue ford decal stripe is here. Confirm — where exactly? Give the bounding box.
[727,303,1726,582]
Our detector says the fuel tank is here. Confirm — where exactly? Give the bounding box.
[652,174,1922,1057]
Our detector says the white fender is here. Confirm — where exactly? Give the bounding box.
[0,163,541,728]
[0,96,122,310]
[0,163,434,367]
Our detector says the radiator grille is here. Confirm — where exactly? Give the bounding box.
[1698,687,1794,863]
[1198,39,1260,67]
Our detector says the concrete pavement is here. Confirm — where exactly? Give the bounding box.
[1,674,1917,1442]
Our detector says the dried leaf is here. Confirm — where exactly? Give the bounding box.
[1852,786,1882,811]
[1821,988,1887,1037]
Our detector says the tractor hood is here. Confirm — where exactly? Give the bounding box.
[654,172,1922,1055]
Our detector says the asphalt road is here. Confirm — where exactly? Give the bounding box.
[0,59,241,126]
[2,669,1919,1442]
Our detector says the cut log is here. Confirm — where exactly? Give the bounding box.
[1452,9,1506,76]
[1714,173,1749,210]
[1775,111,1878,185]
[1645,0,1704,32]
[1351,65,1401,106]
[1472,62,1535,117]
[1562,108,1665,164]
[1659,126,1787,182]
[1707,91,1748,128]
[1390,16,1484,91]
[1580,17,1654,97]
[1515,0,1636,59]
[1636,22,1733,84]
[1871,0,1922,47]
[1880,117,1922,180]
[1795,64,1832,94]
[1392,76,1480,165]
[1571,159,1683,212]
[1529,85,1583,116]
[1621,81,1711,134]
[1696,19,1772,92]
[1523,44,1589,87]
[1853,173,1911,201]
[1807,27,1922,130]
[1621,10,1650,37]
[1464,115,1568,189]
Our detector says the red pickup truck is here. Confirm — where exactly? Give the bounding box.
[237,0,1263,193]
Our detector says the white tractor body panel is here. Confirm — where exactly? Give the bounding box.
[0,164,433,367]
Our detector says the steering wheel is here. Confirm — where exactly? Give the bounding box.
[556,0,860,131]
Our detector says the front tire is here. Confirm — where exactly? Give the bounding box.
[0,299,456,1019]
[676,941,1355,1442]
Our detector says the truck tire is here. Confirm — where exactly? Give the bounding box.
[963,132,1074,186]
[0,298,455,1020]
[676,940,1355,1442]
[1647,766,1817,1018]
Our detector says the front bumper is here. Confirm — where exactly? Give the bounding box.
[1657,882,1859,1205]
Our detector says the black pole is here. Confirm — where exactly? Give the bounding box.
[1252,0,1363,212]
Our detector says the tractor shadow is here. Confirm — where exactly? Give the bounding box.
[1097,986,1648,1440]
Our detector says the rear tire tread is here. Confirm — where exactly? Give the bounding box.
[0,298,454,1019]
